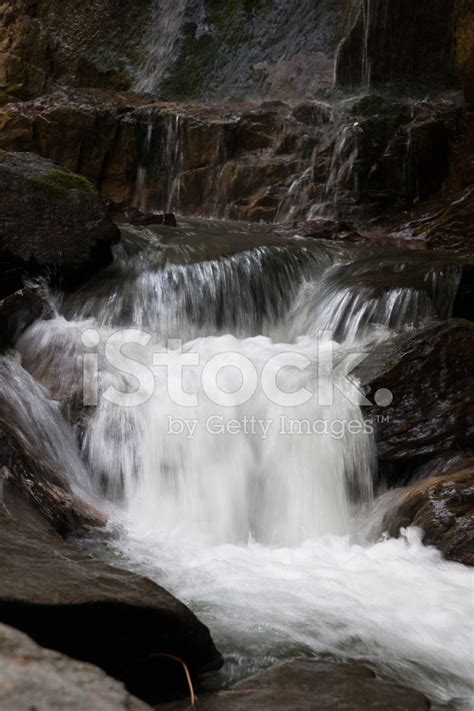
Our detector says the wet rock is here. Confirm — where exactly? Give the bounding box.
[273,218,361,242]
[0,623,151,711]
[455,0,474,105]
[383,468,474,565]
[0,510,223,705]
[453,263,474,320]
[0,284,54,347]
[0,415,106,537]
[108,204,177,228]
[354,320,474,472]
[0,0,151,104]
[398,188,474,252]
[155,1,343,102]
[0,151,119,295]
[292,101,332,126]
[336,0,456,89]
[408,120,450,197]
[163,658,429,710]
[238,110,287,152]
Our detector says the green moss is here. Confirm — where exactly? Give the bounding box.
[453,317,474,330]
[30,171,98,200]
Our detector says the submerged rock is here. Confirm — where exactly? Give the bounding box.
[0,511,223,705]
[0,623,151,711]
[0,151,119,296]
[163,658,429,710]
[355,320,474,474]
[383,468,474,565]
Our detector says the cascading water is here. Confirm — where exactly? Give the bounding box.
[134,0,187,94]
[6,221,473,709]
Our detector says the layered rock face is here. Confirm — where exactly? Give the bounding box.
[0,89,471,226]
[0,0,345,104]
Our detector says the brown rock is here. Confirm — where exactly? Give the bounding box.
[354,320,474,471]
[383,469,474,565]
[0,623,151,711]
[163,658,429,710]
[0,511,223,705]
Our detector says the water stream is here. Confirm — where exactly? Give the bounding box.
[5,221,473,709]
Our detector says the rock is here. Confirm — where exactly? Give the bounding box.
[454,263,474,320]
[407,120,450,198]
[336,0,456,89]
[238,110,286,152]
[0,353,106,536]
[163,658,429,710]
[0,510,223,705]
[383,469,474,565]
[455,0,474,105]
[273,218,362,241]
[0,284,54,347]
[0,151,119,295]
[0,623,151,711]
[354,320,474,473]
[292,101,332,126]
[0,418,106,537]
[108,204,177,227]
[400,188,474,252]
[0,89,469,225]
[0,0,151,104]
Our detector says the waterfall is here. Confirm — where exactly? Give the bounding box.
[135,0,187,94]
[133,122,154,211]
[6,226,472,706]
[12,237,461,543]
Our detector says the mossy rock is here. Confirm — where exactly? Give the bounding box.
[29,171,98,200]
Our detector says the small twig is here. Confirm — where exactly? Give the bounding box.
[149,653,198,709]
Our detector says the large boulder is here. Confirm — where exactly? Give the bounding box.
[383,468,474,565]
[163,658,429,710]
[0,623,150,711]
[354,320,474,477]
[0,511,223,704]
[0,150,119,296]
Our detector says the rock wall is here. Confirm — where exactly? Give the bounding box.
[0,89,470,224]
[0,0,346,105]
[335,0,457,89]
[335,0,474,104]
[0,0,152,105]
[146,0,344,102]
